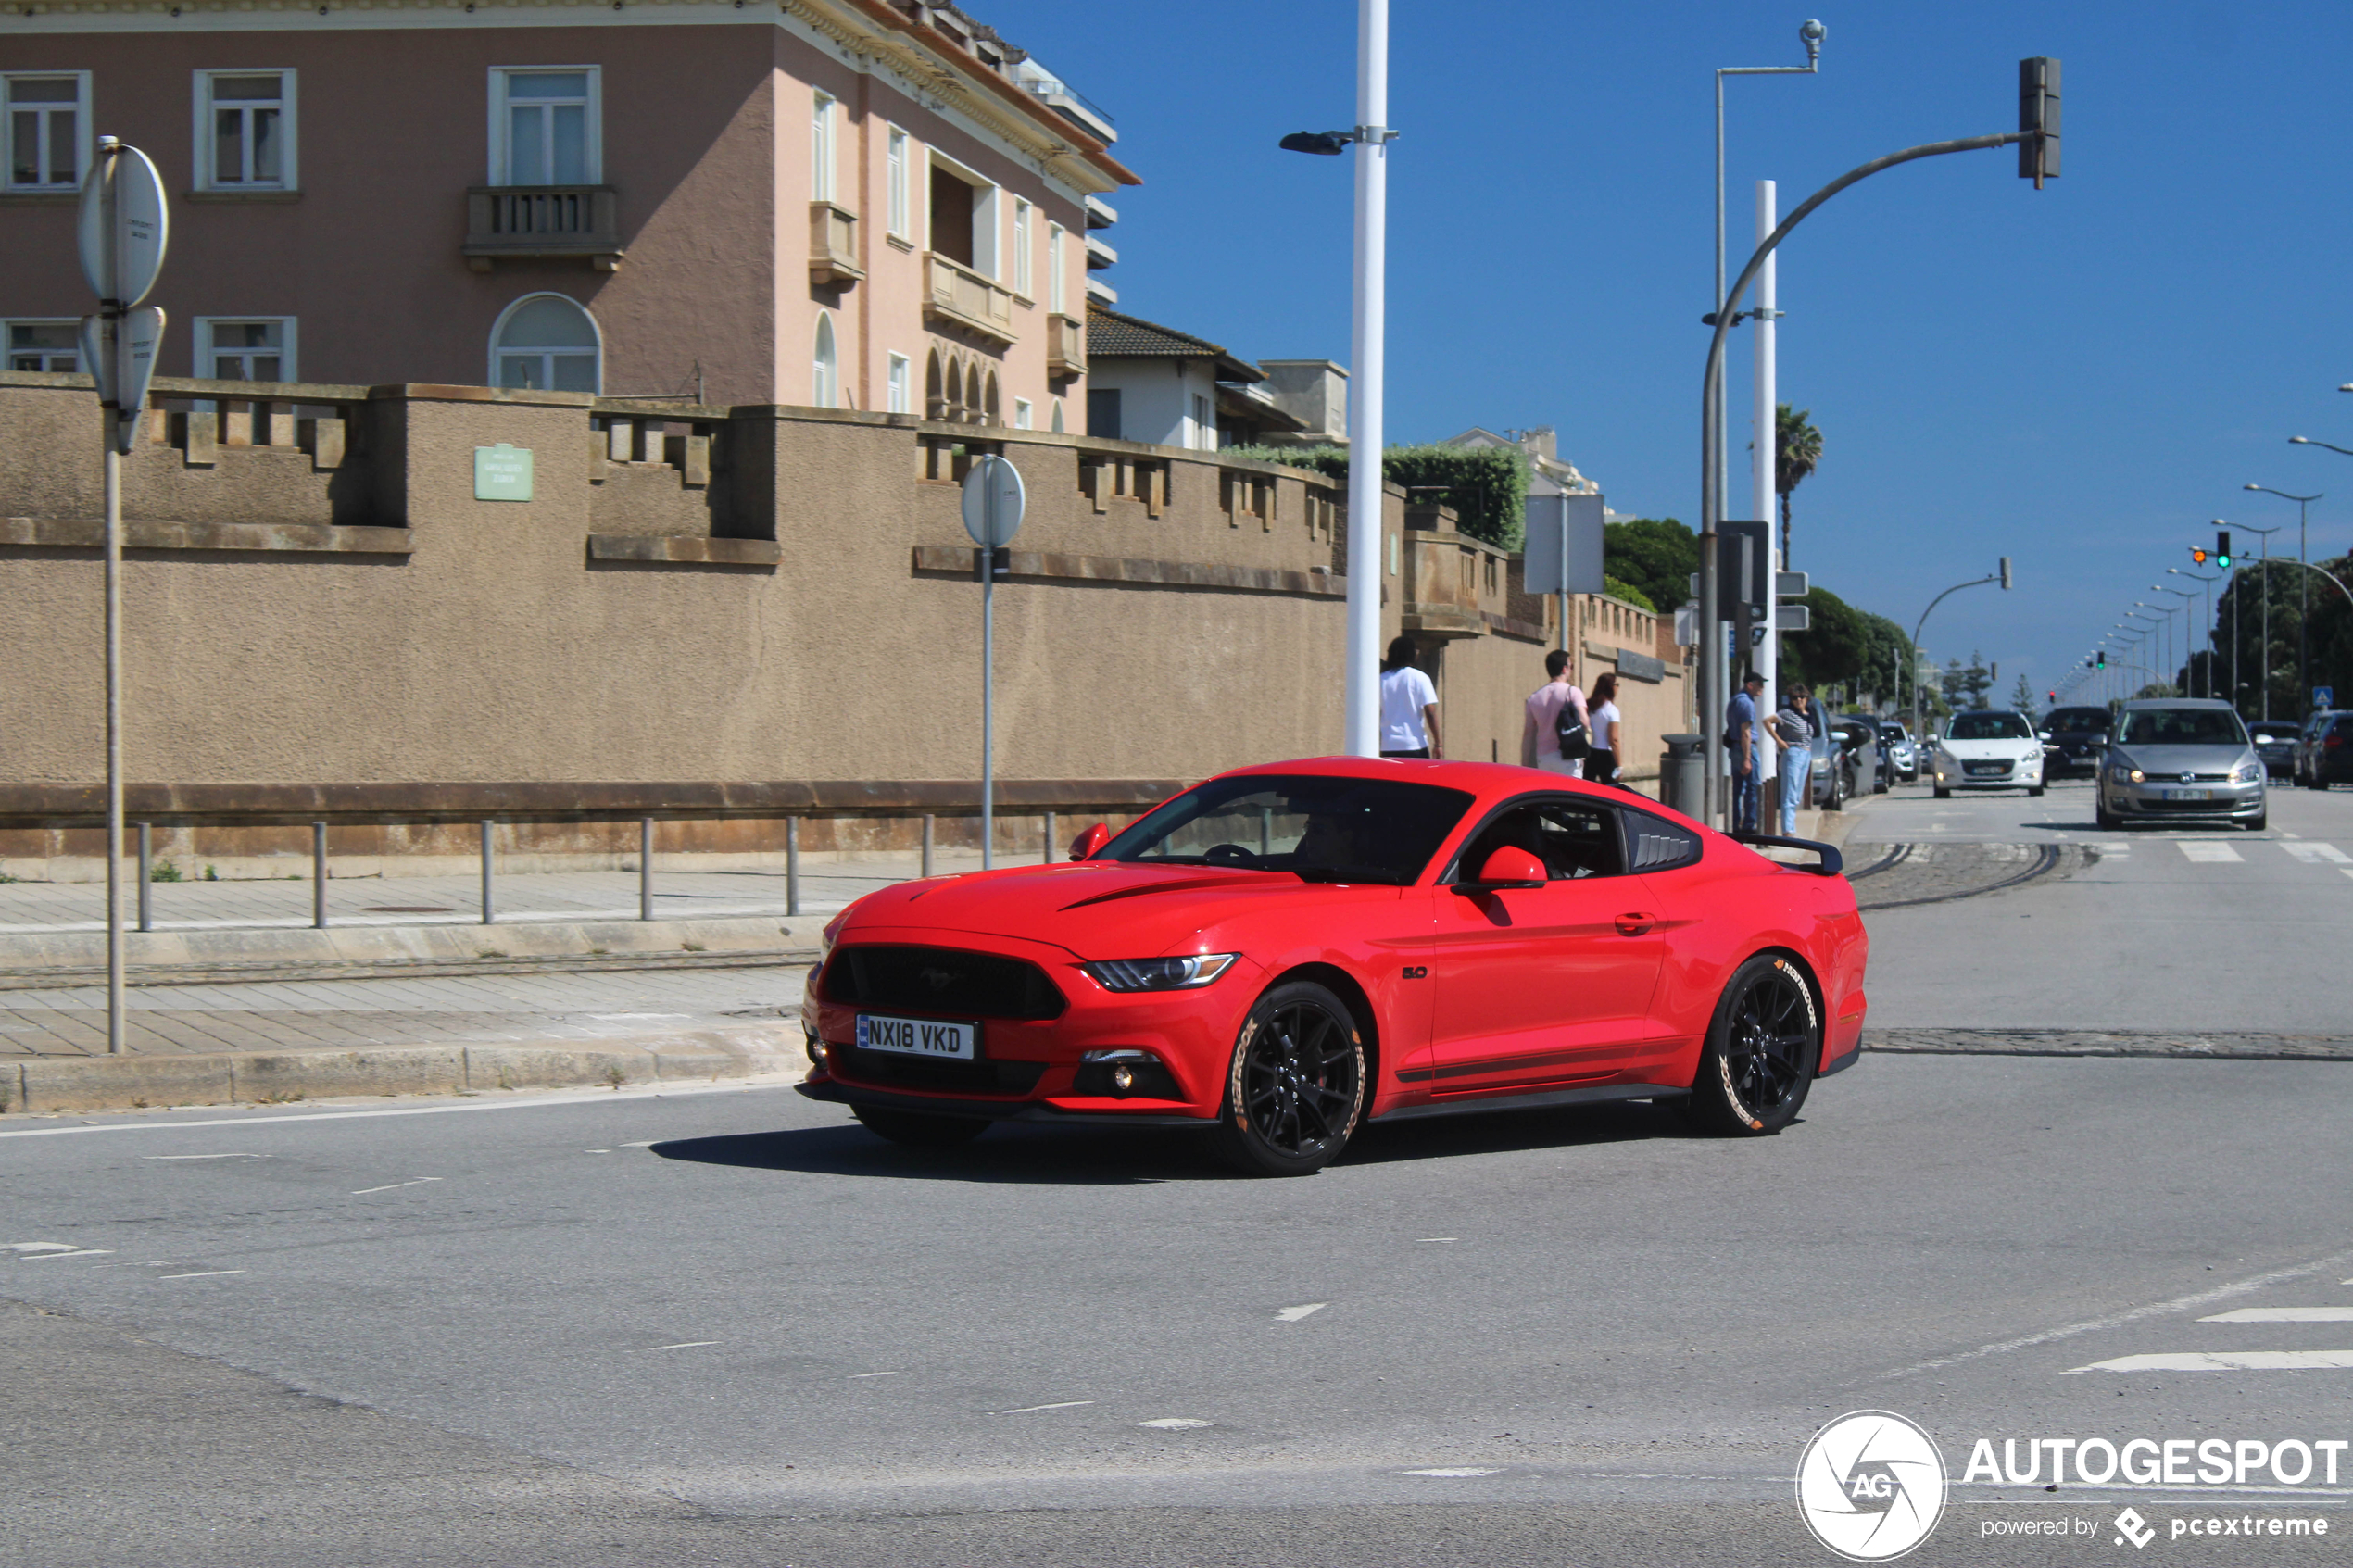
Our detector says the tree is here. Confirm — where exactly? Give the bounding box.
[2008,672,2039,714]
[1944,650,1994,710]
[1780,585,1868,691]
[1775,404,1823,570]
[1602,517,1698,613]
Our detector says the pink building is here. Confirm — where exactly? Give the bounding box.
[0,0,1134,416]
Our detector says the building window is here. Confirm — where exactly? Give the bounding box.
[196,70,294,190]
[491,68,598,186]
[812,312,837,409]
[489,293,598,392]
[195,318,295,382]
[927,152,998,277]
[1013,199,1031,296]
[1087,389,1120,441]
[1192,394,1212,450]
[811,89,835,203]
[1047,221,1065,313]
[887,352,910,415]
[6,320,79,372]
[1013,397,1032,430]
[5,72,90,192]
[886,125,908,237]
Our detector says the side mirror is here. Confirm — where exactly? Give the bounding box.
[1070,822,1112,861]
[1464,846,1546,890]
[2090,734,2109,748]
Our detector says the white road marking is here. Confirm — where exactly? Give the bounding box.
[585,1149,612,1154]
[1140,1418,1215,1429]
[622,1141,659,1148]
[2069,1350,2353,1373]
[0,1077,795,1141]
[590,1013,692,1021]
[18,1248,112,1261]
[1276,1303,1327,1322]
[1402,1467,1502,1477]
[2281,842,2353,865]
[993,1400,1094,1415]
[1416,1237,1459,1243]
[650,1341,718,1350]
[849,1371,902,1379]
[2199,1307,2353,1323]
[350,1177,442,1195]
[157,1270,245,1281]
[143,1152,263,1160]
[6,1242,80,1253]
[2341,868,2353,883]
[2180,842,2244,863]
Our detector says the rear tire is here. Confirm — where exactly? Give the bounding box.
[1215,980,1365,1177]
[853,1106,989,1149]
[1683,953,1819,1137]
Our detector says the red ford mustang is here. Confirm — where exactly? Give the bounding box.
[799,757,1868,1175]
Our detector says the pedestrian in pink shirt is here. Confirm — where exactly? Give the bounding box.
[1519,649,1591,777]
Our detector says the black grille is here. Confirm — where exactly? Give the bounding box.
[832,1047,1047,1096]
[822,945,1067,1021]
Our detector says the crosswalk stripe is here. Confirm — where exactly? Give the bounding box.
[2179,842,2244,863]
[2197,1307,2353,1323]
[2069,1350,2353,1373]
[2281,842,2352,865]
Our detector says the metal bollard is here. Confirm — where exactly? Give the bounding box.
[640,817,654,921]
[312,821,328,928]
[786,816,800,916]
[1044,810,1057,865]
[481,820,495,924]
[136,822,152,932]
[921,813,935,878]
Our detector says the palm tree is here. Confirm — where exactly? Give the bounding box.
[1775,403,1823,570]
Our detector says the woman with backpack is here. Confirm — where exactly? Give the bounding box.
[1586,672,1624,788]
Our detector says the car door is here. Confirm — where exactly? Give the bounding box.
[1420,795,1668,1095]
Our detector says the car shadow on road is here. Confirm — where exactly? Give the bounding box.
[1339,1098,1710,1166]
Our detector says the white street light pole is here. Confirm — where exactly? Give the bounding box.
[2236,521,2283,719]
[1342,0,1390,757]
[1752,179,1780,740]
[2246,482,2319,716]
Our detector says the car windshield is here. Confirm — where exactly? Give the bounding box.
[1945,712,2033,741]
[1099,774,1475,885]
[2046,709,2110,733]
[2116,708,2248,747]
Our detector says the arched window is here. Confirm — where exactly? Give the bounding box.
[1051,398,1064,433]
[812,311,838,409]
[963,364,982,425]
[983,370,1000,427]
[490,293,600,393]
[925,350,945,420]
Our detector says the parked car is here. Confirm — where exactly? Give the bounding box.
[1831,718,1890,793]
[1930,710,2047,798]
[799,757,1870,1173]
[2039,705,2115,779]
[1879,722,1919,783]
[2293,709,2351,788]
[2301,712,2353,790]
[2096,699,2266,830]
[2247,721,2301,781]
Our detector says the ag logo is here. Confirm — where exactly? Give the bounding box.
[1795,1410,1947,1562]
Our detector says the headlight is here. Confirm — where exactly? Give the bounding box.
[819,912,847,959]
[2112,764,2145,784]
[1083,954,1239,992]
[2232,760,2262,784]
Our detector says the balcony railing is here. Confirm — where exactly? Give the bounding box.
[1047,312,1086,378]
[924,252,1016,345]
[463,186,624,272]
[809,200,863,286]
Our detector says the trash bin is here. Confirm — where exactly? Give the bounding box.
[1659,734,1704,817]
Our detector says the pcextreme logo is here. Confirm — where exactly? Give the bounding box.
[1795,1411,1949,1562]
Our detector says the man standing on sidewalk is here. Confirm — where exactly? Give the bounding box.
[1727,671,1765,834]
[1520,649,1590,777]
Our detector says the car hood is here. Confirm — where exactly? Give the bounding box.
[2109,744,2255,776]
[1936,737,2040,759]
[837,860,1403,961]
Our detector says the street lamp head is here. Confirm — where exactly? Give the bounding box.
[2338,384,2353,394]
[1277,130,1353,157]
[2291,436,2311,445]
[1799,18,1826,63]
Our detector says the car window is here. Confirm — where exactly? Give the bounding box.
[1624,810,1704,872]
[1946,712,2034,740]
[1100,774,1473,885]
[2115,709,2248,746]
[2047,709,2111,732]
[1453,797,1626,883]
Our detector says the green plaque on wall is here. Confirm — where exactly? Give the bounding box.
[474,444,534,502]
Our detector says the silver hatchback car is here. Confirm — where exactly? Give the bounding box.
[2095,698,2267,831]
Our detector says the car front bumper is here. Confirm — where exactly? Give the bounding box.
[1931,760,2044,790]
[2102,777,2266,819]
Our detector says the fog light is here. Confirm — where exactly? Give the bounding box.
[1110,1064,1136,1092]
[807,1036,829,1066]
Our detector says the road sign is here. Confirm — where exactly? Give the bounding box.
[77,141,168,308]
[2318,686,2335,709]
[474,445,535,502]
[82,307,164,441]
[1521,493,1605,596]
[961,454,1025,548]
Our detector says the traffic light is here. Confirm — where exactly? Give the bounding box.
[2190,546,2209,565]
[2215,529,2232,569]
[2019,57,2061,187]
[2000,556,2014,590]
[2095,651,2107,670]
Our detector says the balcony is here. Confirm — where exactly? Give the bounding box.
[464,186,623,272]
[809,200,863,286]
[924,252,1015,345]
[1047,312,1086,378]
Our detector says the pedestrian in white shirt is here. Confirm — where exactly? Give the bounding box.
[1378,636,1441,759]
[1519,648,1590,777]
[1587,671,1623,788]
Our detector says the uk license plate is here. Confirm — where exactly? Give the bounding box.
[856,1014,977,1060]
[2162,787,2210,801]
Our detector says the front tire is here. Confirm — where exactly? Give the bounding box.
[1933,785,1951,800]
[1683,954,1819,1136]
[1216,980,1365,1177]
[2029,784,2045,797]
[853,1106,989,1149]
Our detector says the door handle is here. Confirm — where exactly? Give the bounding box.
[1614,912,1655,936]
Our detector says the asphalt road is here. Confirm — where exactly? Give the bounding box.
[5,775,2350,1567]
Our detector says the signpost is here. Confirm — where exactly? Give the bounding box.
[960,455,1024,870]
[78,136,170,1056]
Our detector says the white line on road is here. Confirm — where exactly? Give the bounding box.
[17,1248,112,1261]
[849,1371,902,1379]
[350,1177,442,1195]
[2281,842,2353,865]
[2199,1307,2353,1323]
[144,1153,262,1160]
[1276,1303,1327,1322]
[2180,843,2245,863]
[1416,1237,1459,1243]
[157,1270,245,1281]
[1402,1467,1503,1477]
[650,1341,718,1350]
[993,1400,1094,1415]
[1140,1418,1215,1429]
[6,1242,80,1253]
[2069,1350,2353,1373]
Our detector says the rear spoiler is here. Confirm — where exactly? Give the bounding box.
[1729,832,1843,877]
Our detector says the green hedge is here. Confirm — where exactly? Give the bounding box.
[1223,443,1532,551]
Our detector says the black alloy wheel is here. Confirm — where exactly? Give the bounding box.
[1684,953,1819,1136]
[1218,980,1365,1176]
[853,1105,989,1149]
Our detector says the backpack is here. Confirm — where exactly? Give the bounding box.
[1554,692,1592,759]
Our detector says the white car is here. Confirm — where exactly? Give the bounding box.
[1931,710,2046,798]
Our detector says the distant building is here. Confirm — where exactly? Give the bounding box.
[1084,304,1341,450]
[1443,425,1596,499]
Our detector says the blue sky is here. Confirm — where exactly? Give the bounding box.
[988,0,2353,699]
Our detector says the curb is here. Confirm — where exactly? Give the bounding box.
[0,1024,808,1114]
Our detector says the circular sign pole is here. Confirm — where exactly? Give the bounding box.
[960,456,1025,870]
